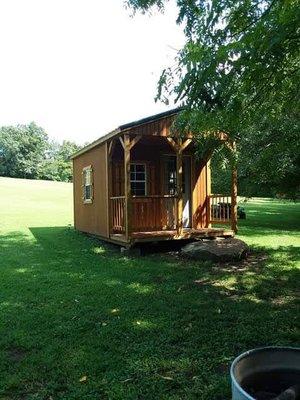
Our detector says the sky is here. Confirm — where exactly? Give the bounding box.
[0,0,185,145]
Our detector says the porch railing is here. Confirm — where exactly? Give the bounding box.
[132,195,177,232]
[110,195,177,234]
[111,194,233,233]
[208,194,232,224]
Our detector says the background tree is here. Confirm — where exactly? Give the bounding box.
[40,140,80,182]
[0,122,48,179]
[0,123,81,182]
[126,0,300,197]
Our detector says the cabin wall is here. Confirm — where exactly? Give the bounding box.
[73,144,109,237]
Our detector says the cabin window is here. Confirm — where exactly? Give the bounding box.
[82,166,93,203]
[130,163,146,196]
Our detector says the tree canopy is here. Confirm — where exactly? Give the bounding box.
[0,123,80,182]
[126,0,300,197]
[0,122,48,179]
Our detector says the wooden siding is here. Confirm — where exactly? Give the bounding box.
[73,114,215,239]
[129,115,175,137]
[73,144,109,237]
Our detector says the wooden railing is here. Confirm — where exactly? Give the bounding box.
[110,195,177,234]
[132,195,177,232]
[110,196,125,233]
[208,194,232,224]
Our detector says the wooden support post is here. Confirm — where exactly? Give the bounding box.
[181,138,192,151]
[107,141,113,236]
[166,137,178,151]
[124,134,131,241]
[206,159,212,228]
[129,135,142,150]
[119,136,125,149]
[231,165,238,233]
[176,139,183,237]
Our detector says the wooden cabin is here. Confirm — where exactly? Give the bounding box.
[71,109,237,247]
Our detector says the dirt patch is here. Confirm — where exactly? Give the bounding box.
[212,251,268,273]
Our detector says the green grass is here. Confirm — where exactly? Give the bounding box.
[0,177,299,400]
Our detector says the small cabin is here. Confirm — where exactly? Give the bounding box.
[71,109,238,247]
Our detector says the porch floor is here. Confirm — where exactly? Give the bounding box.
[110,227,234,245]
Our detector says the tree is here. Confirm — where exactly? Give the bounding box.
[0,122,49,179]
[126,0,300,197]
[39,140,80,182]
[0,123,81,183]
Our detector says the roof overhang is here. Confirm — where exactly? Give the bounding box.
[70,107,182,160]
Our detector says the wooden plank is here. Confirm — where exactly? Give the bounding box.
[206,160,211,228]
[119,136,125,149]
[124,134,131,240]
[231,165,238,233]
[106,142,111,236]
[166,137,178,151]
[181,138,192,151]
[176,140,183,236]
[72,159,77,229]
[129,228,234,242]
[108,138,116,157]
[129,135,142,150]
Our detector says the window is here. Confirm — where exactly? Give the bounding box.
[130,163,146,196]
[82,166,93,203]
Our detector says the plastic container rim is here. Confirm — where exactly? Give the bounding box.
[230,346,300,400]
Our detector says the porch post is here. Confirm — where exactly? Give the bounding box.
[206,159,212,228]
[231,141,238,232]
[106,142,111,236]
[176,140,183,237]
[231,166,238,233]
[124,134,131,241]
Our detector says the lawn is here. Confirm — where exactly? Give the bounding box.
[0,177,299,400]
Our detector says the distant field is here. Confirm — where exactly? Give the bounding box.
[0,177,299,400]
[237,197,300,248]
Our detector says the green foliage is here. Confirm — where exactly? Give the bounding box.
[0,123,80,182]
[0,122,48,179]
[0,177,299,399]
[238,112,300,198]
[126,0,300,198]
[40,140,80,182]
[212,112,300,198]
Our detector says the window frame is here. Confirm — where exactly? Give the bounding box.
[130,163,147,196]
[82,165,93,204]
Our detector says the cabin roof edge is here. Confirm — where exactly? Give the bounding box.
[70,107,183,159]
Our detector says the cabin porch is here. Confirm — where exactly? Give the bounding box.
[109,194,235,245]
[107,131,237,246]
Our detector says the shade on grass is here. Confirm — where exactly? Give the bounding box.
[0,177,299,400]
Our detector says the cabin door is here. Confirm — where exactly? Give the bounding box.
[164,155,192,229]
